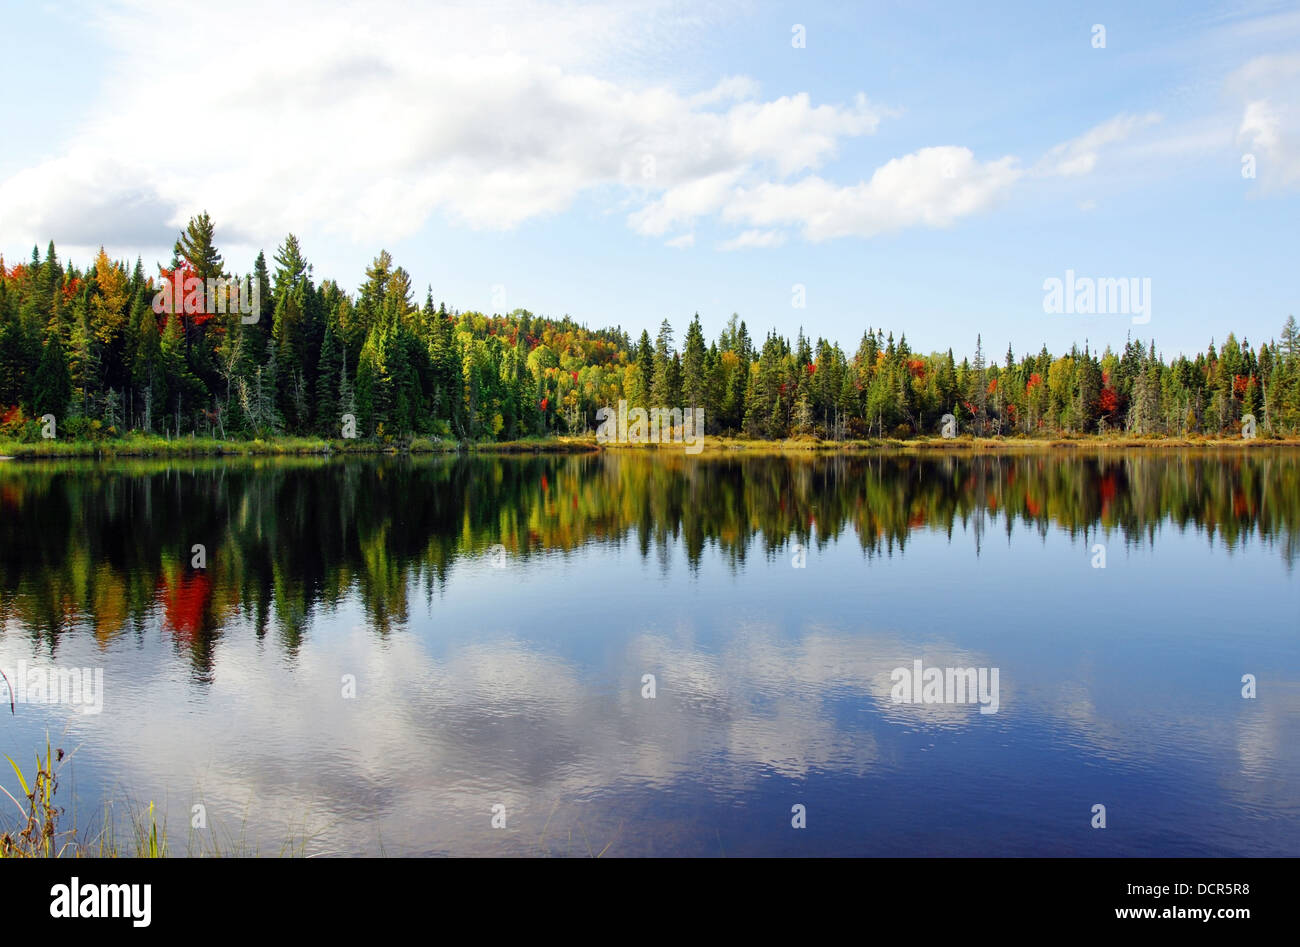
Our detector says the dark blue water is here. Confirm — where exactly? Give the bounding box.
[1,451,1296,855]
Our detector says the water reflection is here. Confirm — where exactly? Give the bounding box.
[3,451,1295,661]
[0,451,1296,856]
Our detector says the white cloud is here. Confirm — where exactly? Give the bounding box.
[0,0,1198,263]
[665,232,695,248]
[718,229,786,250]
[629,170,744,236]
[1228,51,1300,90]
[722,146,1022,241]
[688,75,762,107]
[1240,100,1285,151]
[0,152,178,249]
[1037,112,1163,177]
[723,92,887,175]
[1232,54,1300,191]
[0,0,889,259]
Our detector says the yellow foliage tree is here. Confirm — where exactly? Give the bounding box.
[91,247,129,346]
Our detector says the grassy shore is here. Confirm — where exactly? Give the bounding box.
[0,433,598,459]
[2,432,1298,459]
[654,433,1300,453]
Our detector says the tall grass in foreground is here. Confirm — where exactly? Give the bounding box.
[1,739,62,857]
[1,739,169,858]
[0,737,332,857]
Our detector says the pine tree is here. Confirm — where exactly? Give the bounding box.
[682,313,707,411]
[0,317,36,409]
[970,334,987,434]
[173,212,224,279]
[131,301,164,432]
[704,343,723,432]
[316,320,342,434]
[722,352,747,433]
[635,330,654,403]
[651,319,676,407]
[32,321,72,419]
[245,251,273,364]
[664,352,683,410]
[35,242,62,322]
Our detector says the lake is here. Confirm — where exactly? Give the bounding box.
[1,449,1297,856]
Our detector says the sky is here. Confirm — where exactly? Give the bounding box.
[1,0,1297,361]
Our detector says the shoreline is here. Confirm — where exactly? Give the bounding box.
[1,434,1298,459]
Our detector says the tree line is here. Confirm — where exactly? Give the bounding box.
[2,213,1298,441]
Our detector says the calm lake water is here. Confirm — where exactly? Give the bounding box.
[1,450,1297,856]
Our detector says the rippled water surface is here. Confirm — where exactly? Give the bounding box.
[1,450,1297,856]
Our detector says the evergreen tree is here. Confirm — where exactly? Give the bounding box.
[173,212,224,279]
[316,319,343,434]
[32,321,72,419]
[682,313,707,411]
[635,330,655,403]
[651,319,676,407]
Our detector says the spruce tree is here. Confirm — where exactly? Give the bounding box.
[651,319,675,407]
[174,212,224,279]
[635,330,654,403]
[32,321,72,419]
[316,320,342,433]
[682,314,707,411]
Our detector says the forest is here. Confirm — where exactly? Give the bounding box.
[2,213,1298,443]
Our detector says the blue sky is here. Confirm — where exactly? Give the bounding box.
[1,0,1297,360]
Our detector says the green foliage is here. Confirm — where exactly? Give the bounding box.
[3,222,1298,442]
[32,321,72,418]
